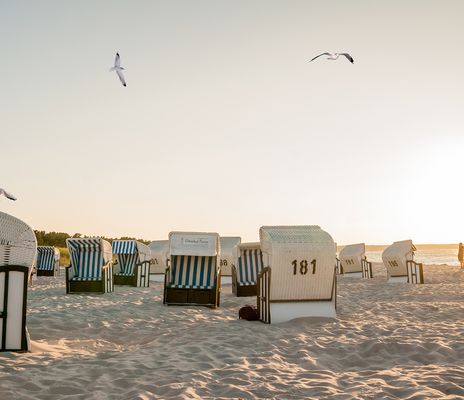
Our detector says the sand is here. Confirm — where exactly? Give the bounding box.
[1,263,463,399]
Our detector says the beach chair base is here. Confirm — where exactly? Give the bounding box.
[387,276,409,283]
[114,274,137,286]
[114,261,150,287]
[341,271,363,278]
[66,264,114,294]
[149,273,165,283]
[220,276,232,285]
[269,300,337,323]
[0,266,30,352]
[233,284,257,297]
[164,287,220,308]
[37,269,56,277]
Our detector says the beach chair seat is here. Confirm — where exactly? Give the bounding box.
[257,226,337,324]
[382,240,422,283]
[112,240,150,287]
[36,246,60,277]
[231,242,263,297]
[0,211,37,352]
[164,232,220,308]
[65,238,113,294]
[339,243,372,278]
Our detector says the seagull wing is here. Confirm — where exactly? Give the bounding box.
[0,188,17,201]
[116,69,127,87]
[339,53,354,63]
[309,52,332,62]
[114,53,121,68]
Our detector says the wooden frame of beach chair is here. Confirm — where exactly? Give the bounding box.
[382,240,417,283]
[406,260,424,284]
[361,258,373,279]
[36,246,60,277]
[257,226,337,324]
[0,211,37,352]
[231,242,263,297]
[148,240,169,282]
[219,236,241,284]
[65,238,114,294]
[339,243,371,278]
[163,232,221,308]
[112,240,151,287]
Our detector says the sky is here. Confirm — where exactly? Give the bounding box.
[1,1,463,244]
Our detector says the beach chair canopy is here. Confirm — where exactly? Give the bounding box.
[382,239,416,277]
[339,243,365,274]
[148,240,169,273]
[219,236,241,275]
[112,240,151,276]
[36,246,60,271]
[260,225,336,302]
[66,238,112,280]
[167,232,220,289]
[233,242,263,286]
[0,211,37,277]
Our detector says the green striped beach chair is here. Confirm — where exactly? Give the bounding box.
[0,211,37,352]
[258,226,337,323]
[231,242,264,297]
[36,246,60,277]
[112,240,151,287]
[65,238,113,294]
[164,232,221,308]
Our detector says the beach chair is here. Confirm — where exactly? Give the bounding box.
[148,240,169,282]
[219,236,241,284]
[382,240,423,283]
[112,240,151,287]
[65,238,114,294]
[0,211,37,352]
[164,232,221,308]
[339,243,372,278]
[257,226,337,323]
[36,246,60,277]
[231,242,264,297]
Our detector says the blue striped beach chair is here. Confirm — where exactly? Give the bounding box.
[0,211,37,352]
[231,242,264,297]
[36,246,60,277]
[164,232,221,308]
[112,240,151,287]
[65,238,113,294]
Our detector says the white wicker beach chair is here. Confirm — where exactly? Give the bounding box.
[112,240,151,287]
[382,240,423,283]
[164,232,221,308]
[36,246,60,277]
[148,240,169,282]
[258,226,337,323]
[339,243,373,278]
[65,238,114,294]
[219,236,241,284]
[231,242,264,297]
[0,211,37,352]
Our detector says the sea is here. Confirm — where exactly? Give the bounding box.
[365,248,461,266]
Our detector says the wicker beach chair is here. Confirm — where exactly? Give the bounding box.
[0,211,37,352]
[339,243,372,278]
[112,240,150,287]
[382,240,423,283]
[257,225,337,323]
[231,242,263,297]
[219,236,241,284]
[65,238,114,294]
[148,240,169,282]
[163,232,221,308]
[36,246,60,277]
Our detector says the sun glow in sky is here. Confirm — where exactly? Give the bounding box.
[1,1,463,244]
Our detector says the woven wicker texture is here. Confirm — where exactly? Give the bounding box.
[0,211,37,276]
[219,236,241,275]
[382,240,415,277]
[260,226,335,301]
[339,243,365,274]
[148,240,169,274]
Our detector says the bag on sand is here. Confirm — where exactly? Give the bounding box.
[239,305,259,321]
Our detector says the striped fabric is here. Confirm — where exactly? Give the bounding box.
[112,240,138,276]
[169,255,217,289]
[67,239,108,280]
[112,240,137,254]
[237,248,264,286]
[36,246,56,271]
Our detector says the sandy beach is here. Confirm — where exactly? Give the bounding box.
[0,263,462,399]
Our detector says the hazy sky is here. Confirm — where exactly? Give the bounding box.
[1,1,463,244]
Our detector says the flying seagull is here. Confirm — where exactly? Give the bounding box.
[110,53,127,86]
[310,52,354,63]
[0,188,17,201]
